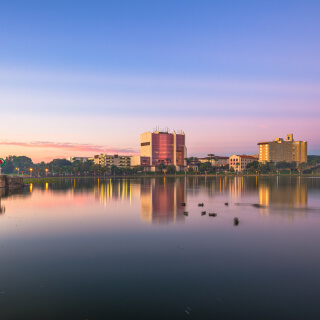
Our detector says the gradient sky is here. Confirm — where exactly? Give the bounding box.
[0,0,319,162]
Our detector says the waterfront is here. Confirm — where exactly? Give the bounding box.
[1,176,320,319]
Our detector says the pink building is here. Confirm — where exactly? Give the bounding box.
[132,129,187,171]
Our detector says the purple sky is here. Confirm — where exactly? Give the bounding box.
[0,1,319,162]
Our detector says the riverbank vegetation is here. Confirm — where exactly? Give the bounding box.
[1,155,319,177]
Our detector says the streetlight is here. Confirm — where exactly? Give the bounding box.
[29,168,33,177]
[45,168,48,176]
[16,167,19,176]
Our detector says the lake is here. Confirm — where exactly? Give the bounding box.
[1,176,320,320]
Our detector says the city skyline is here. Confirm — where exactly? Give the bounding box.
[1,1,319,162]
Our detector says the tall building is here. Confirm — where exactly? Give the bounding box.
[258,134,307,164]
[94,154,131,168]
[136,129,187,171]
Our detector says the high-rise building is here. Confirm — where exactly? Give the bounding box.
[135,129,187,170]
[258,134,307,164]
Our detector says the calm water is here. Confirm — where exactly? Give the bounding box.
[1,176,320,320]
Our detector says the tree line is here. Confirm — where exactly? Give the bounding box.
[1,155,319,176]
[1,156,144,176]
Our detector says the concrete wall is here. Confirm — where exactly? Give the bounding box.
[0,176,5,188]
[0,175,24,189]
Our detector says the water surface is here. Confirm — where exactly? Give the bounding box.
[1,176,320,319]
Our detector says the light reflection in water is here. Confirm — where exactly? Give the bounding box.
[258,176,308,220]
[87,176,313,222]
[0,177,320,320]
[259,176,307,208]
[3,176,317,225]
[140,178,186,224]
[92,178,187,224]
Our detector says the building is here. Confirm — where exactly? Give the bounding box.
[198,156,229,166]
[130,155,151,167]
[94,154,131,168]
[137,129,187,171]
[229,155,258,172]
[258,134,307,164]
[68,157,91,163]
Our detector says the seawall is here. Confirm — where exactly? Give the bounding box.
[0,175,24,189]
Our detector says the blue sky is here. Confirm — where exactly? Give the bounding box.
[0,0,319,161]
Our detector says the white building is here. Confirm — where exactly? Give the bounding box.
[229,155,258,172]
[94,154,131,168]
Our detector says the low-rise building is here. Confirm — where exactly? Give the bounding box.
[229,155,258,172]
[68,157,91,163]
[198,156,229,166]
[94,154,131,168]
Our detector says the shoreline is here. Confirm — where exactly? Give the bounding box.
[20,173,320,183]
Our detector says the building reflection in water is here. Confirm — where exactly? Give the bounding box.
[90,176,310,222]
[93,178,140,206]
[259,177,307,208]
[227,176,259,201]
[259,176,308,220]
[92,177,186,224]
[140,177,186,224]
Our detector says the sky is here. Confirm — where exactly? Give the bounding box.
[0,0,319,162]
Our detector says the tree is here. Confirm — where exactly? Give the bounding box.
[221,164,229,171]
[12,156,33,171]
[166,164,176,174]
[2,158,15,174]
[51,159,72,167]
[110,165,119,175]
[198,162,215,173]
[298,162,307,173]
[89,164,102,174]
[229,167,235,173]
[158,161,166,173]
[132,165,144,174]
[246,161,259,170]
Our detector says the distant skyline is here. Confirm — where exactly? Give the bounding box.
[1,1,319,162]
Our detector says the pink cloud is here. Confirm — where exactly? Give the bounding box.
[0,140,138,155]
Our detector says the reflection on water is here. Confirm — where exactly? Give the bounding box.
[92,176,318,222]
[92,177,187,224]
[10,176,319,222]
[258,176,309,221]
[1,177,320,320]
[1,177,318,223]
[0,186,30,215]
[259,176,308,208]
[94,178,133,205]
[140,177,186,224]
